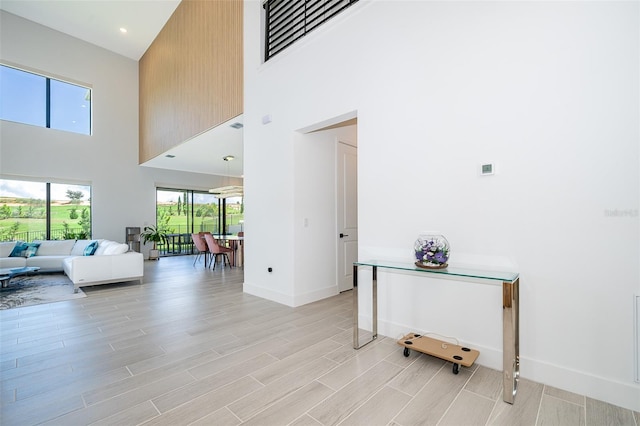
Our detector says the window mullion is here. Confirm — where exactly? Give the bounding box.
[45,78,51,129]
[45,182,51,239]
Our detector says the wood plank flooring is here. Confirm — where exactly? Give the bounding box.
[1,256,638,426]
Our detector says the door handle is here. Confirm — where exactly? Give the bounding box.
[340,233,349,238]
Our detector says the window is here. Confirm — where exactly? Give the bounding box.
[264,0,359,61]
[155,188,244,256]
[0,64,92,135]
[0,179,92,242]
[225,196,244,235]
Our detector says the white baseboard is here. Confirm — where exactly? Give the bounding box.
[243,282,339,307]
[523,357,640,412]
[243,282,293,306]
[372,316,640,412]
[292,285,338,307]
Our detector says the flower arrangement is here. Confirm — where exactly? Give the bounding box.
[414,234,450,269]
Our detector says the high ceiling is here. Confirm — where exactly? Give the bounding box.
[0,0,181,60]
[0,0,244,178]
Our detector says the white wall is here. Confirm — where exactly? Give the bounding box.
[244,0,639,411]
[0,11,230,258]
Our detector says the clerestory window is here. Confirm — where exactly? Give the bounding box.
[263,0,359,61]
[0,64,92,135]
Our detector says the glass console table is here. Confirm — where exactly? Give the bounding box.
[353,260,520,404]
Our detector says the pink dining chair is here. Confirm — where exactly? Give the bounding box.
[204,233,233,270]
[191,233,209,266]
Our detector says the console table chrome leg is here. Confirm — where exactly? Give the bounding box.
[353,264,378,349]
[372,265,378,340]
[503,277,520,404]
[353,264,359,348]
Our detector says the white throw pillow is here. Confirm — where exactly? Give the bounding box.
[103,243,129,255]
[94,240,114,256]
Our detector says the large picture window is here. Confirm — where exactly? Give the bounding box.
[0,179,92,242]
[155,188,244,256]
[0,64,92,135]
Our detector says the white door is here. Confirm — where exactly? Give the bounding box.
[337,142,358,292]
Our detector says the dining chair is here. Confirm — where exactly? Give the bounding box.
[191,233,209,266]
[204,233,233,270]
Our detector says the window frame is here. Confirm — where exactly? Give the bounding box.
[0,178,92,242]
[0,63,92,135]
[155,188,244,256]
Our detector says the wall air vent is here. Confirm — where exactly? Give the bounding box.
[264,0,359,61]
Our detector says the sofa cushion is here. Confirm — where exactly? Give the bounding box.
[34,239,76,256]
[24,242,41,258]
[9,241,28,257]
[71,240,92,256]
[84,241,99,256]
[0,241,17,258]
[25,255,67,271]
[0,257,26,268]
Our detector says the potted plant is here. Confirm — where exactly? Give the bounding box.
[140,224,167,260]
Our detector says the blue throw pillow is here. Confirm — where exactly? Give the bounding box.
[9,241,28,257]
[83,240,99,256]
[24,242,40,258]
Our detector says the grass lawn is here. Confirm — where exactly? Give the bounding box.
[1,202,243,242]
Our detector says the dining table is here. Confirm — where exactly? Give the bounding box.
[202,234,244,268]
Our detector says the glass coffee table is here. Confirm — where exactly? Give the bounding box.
[0,267,41,288]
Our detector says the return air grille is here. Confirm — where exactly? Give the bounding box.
[264,0,359,61]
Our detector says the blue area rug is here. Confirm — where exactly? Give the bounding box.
[0,273,85,310]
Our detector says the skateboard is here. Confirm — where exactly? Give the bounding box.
[397,333,480,374]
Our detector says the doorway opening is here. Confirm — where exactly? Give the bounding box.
[297,112,358,294]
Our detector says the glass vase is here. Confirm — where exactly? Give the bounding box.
[414,234,450,269]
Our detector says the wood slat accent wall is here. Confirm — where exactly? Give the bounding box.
[139,0,243,164]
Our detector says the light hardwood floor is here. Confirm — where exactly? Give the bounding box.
[1,256,638,426]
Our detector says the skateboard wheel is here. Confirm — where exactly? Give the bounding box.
[461,347,471,352]
[453,355,463,360]
[414,334,421,337]
[404,340,413,345]
[403,347,410,357]
[452,363,459,374]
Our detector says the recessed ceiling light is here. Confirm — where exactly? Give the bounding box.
[223,155,235,161]
[230,122,243,129]
[165,154,175,158]
[120,28,128,34]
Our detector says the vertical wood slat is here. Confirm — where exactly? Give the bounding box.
[139,0,243,164]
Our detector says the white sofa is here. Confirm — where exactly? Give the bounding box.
[0,239,143,291]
